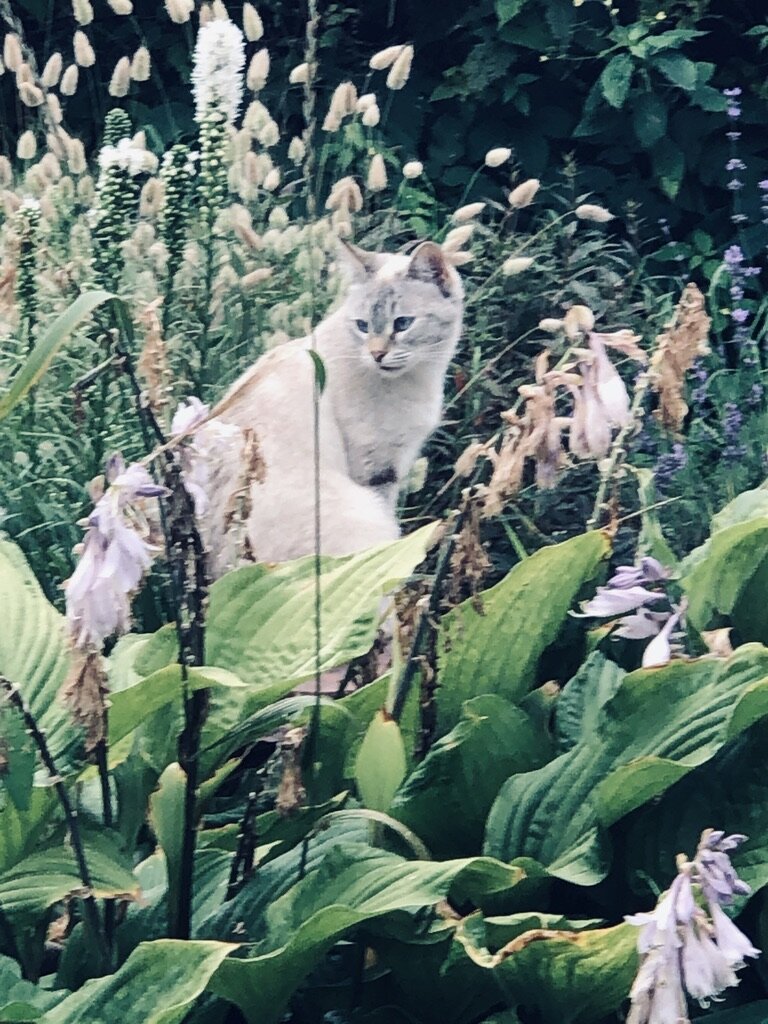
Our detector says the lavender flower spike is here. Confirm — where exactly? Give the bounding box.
[626,830,759,1024]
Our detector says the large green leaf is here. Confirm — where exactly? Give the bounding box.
[484,646,768,884]
[208,843,525,1024]
[355,710,407,813]
[437,531,609,731]
[0,954,65,1018]
[0,540,79,766]
[391,695,549,857]
[599,53,634,108]
[43,940,237,1024]
[0,291,116,420]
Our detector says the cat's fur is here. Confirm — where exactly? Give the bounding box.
[199,240,463,573]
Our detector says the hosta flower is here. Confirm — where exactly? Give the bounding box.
[191,19,246,123]
[626,831,758,1024]
[65,458,168,649]
[641,603,685,668]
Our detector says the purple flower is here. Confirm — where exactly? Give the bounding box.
[731,308,750,324]
[576,585,665,618]
[723,87,742,97]
[727,178,744,190]
[724,244,744,266]
[726,130,742,141]
[641,603,685,668]
[726,158,746,171]
[759,180,768,191]
[654,442,687,493]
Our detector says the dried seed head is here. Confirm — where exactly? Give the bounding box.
[47,131,67,158]
[199,2,213,25]
[369,44,405,71]
[263,167,280,191]
[211,0,229,19]
[66,137,87,174]
[538,317,564,333]
[361,103,380,127]
[242,3,264,41]
[247,48,270,91]
[72,0,94,25]
[386,44,413,89]
[575,203,614,223]
[402,160,423,179]
[453,202,485,222]
[61,63,79,95]
[502,255,534,275]
[485,146,511,168]
[19,82,44,107]
[367,153,387,192]
[256,118,279,148]
[287,135,305,164]
[356,92,377,112]
[0,156,11,188]
[563,304,595,339]
[650,282,711,431]
[508,177,540,208]
[15,63,34,86]
[77,174,95,203]
[109,56,131,97]
[73,31,96,67]
[131,46,151,82]
[46,93,64,124]
[326,175,363,212]
[442,224,474,253]
[289,62,308,84]
[3,34,22,73]
[40,151,62,181]
[41,52,63,88]
[165,0,193,23]
[139,177,165,217]
[240,267,272,288]
[108,0,134,12]
[323,81,357,131]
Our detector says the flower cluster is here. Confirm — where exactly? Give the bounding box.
[626,830,759,1024]
[722,244,761,371]
[65,457,168,649]
[575,556,686,668]
[191,18,245,123]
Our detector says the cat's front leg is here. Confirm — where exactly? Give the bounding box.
[366,464,399,507]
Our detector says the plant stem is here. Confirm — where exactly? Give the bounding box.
[225,790,260,901]
[0,676,107,969]
[94,737,115,962]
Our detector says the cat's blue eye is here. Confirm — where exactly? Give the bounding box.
[393,316,415,333]
[355,319,369,334]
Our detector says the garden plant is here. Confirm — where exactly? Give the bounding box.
[0,1,767,1023]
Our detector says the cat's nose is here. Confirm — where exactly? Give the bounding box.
[370,348,386,363]
[367,338,388,362]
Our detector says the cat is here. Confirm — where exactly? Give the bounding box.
[192,240,464,574]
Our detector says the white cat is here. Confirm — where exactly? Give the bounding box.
[191,240,464,573]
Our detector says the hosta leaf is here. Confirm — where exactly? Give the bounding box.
[44,940,237,1024]
[0,953,65,1017]
[0,788,58,875]
[553,653,625,754]
[391,695,549,857]
[149,763,186,935]
[355,710,407,813]
[437,532,609,732]
[484,646,768,884]
[0,540,79,767]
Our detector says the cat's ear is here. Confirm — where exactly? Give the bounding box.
[406,241,454,297]
[337,240,379,280]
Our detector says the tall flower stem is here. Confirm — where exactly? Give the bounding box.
[0,676,108,969]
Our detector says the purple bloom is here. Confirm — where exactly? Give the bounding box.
[731,308,750,324]
[723,87,742,97]
[576,585,665,618]
[724,244,744,266]
[726,158,746,171]
[654,442,687,492]
[727,178,744,190]
[759,180,768,190]
[727,105,741,119]
[726,130,741,141]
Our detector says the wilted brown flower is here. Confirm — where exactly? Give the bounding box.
[275,726,307,817]
[137,299,171,417]
[650,282,711,431]
[61,649,108,754]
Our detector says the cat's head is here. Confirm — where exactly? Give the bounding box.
[338,241,464,376]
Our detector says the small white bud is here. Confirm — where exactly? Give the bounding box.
[60,63,79,95]
[109,56,131,97]
[46,93,63,124]
[287,136,305,164]
[247,48,270,91]
[41,52,63,88]
[73,31,96,68]
[240,267,272,288]
[72,0,94,25]
[362,103,380,127]
[356,92,377,112]
[17,130,37,160]
[66,137,87,175]
[3,34,22,73]
[442,224,474,253]
[263,167,280,191]
[369,44,405,71]
[574,203,614,223]
[508,178,540,208]
[19,82,44,107]
[131,46,151,82]
[502,255,534,276]
[367,153,387,192]
[538,318,565,333]
[107,0,134,12]
[288,62,308,84]
[485,147,512,168]
[402,160,423,179]
[243,3,264,41]
[563,304,595,339]
[386,44,413,90]
[452,202,485,222]
[211,0,228,19]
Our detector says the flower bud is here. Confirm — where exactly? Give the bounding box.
[564,304,595,339]
[367,153,387,192]
[538,318,564,333]
[73,31,96,67]
[243,3,264,41]
[109,56,131,97]
[362,103,380,127]
[72,0,94,25]
[447,251,473,266]
[502,255,534,275]
[17,130,36,160]
[3,34,22,73]
[369,44,404,71]
[247,48,270,91]
[41,52,63,88]
[508,177,540,208]
[263,167,280,191]
[47,93,64,124]
[326,175,363,213]
[131,46,151,82]
[0,156,11,188]
[452,202,485,222]
[287,136,305,164]
[108,0,134,12]
[289,62,308,84]
[15,63,33,86]
[67,137,87,174]
[356,92,377,112]
[485,147,511,168]
[165,0,192,22]
[575,203,614,223]
[402,160,423,179]
[240,267,272,288]
[19,82,44,107]
[257,119,279,148]
[61,63,79,95]
[442,224,474,253]
[386,44,413,90]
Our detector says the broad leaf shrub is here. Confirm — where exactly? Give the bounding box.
[0,2,768,1023]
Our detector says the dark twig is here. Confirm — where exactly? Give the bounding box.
[0,677,107,968]
[225,791,260,901]
[94,737,115,962]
